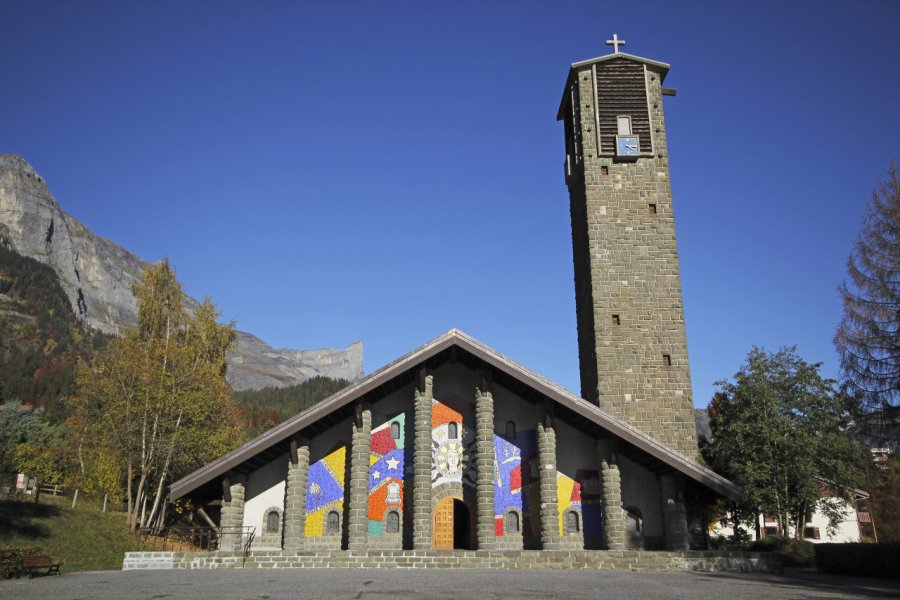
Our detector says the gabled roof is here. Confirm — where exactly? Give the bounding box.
[170,329,741,501]
[556,52,671,121]
[571,52,670,75]
[816,477,869,501]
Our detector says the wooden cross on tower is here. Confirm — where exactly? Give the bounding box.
[605,33,625,54]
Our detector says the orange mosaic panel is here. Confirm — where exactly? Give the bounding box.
[432,401,463,430]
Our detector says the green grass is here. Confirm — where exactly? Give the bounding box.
[0,499,139,573]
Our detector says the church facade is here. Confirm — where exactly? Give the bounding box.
[167,42,744,559]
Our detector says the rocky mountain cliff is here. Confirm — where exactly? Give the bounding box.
[0,155,363,390]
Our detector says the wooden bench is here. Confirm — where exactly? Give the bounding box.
[21,555,61,578]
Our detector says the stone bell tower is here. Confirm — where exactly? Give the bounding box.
[557,35,697,457]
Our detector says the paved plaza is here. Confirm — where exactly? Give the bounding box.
[2,568,898,600]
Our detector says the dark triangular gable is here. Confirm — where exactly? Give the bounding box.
[170,329,740,501]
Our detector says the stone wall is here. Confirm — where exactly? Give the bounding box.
[565,60,698,458]
[122,549,781,573]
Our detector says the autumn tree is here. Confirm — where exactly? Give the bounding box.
[0,402,65,498]
[835,162,900,446]
[703,347,868,539]
[72,259,242,530]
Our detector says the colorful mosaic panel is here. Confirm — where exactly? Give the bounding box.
[305,445,346,537]
[576,468,604,538]
[367,414,405,536]
[493,430,538,535]
[557,472,578,534]
[431,398,476,489]
[557,468,603,537]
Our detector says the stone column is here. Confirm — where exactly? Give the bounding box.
[661,474,690,551]
[347,404,372,550]
[219,477,246,552]
[283,438,310,552]
[475,387,496,550]
[597,439,625,550]
[537,420,561,550]
[413,374,433,549]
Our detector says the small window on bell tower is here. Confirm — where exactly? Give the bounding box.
[617,116,632,136]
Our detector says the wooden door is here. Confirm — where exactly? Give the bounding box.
[433,497,454,550]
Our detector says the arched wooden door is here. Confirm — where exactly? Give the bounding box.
[433,497,455,550]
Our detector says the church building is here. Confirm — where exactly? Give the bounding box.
[169,38,741,557]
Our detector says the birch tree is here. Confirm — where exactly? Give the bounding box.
[73,259,242,530]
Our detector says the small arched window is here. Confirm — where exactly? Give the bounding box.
[448,422,458,439]
[505,511,520,533]
[326,510,340,535]
[505,421,516,440]
[565,510,580,533]
[390,422,400,439]
[265,510,280,533]
[385,510,400,533]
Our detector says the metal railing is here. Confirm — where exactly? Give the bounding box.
[136,525,256,564]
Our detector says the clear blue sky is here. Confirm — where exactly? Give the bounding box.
[2,1,898,407]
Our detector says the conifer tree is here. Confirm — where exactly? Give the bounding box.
[835,163,900,446]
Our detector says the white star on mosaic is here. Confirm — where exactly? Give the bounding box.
[372,470,381,480]
[385,457,400,471]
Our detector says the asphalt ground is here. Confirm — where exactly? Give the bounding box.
[2,568,898,600]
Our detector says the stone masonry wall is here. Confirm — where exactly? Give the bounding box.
[537,423,560,551]
[219,482,246,552]
[412,376,433,549]
[283,443,310,551]
[123,549,781,573]
[569,61,698,458]
[475,389,496,551]
[348,408,372,550]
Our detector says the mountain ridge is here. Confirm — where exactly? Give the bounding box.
[0,154,363,390]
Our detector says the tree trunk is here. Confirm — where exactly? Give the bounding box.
[755,513,761,541]
[71,488,79,509]
[732,510,741,544]
[196,507,219,533]
[103,493,108,512]
[155,501,167,532]
[146,467,169,532]
[127,462,134,527]
[130,472,148,531]
[146,413,180,529]
[139,491,149,529]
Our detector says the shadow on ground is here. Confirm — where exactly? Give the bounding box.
[0,500,60,540]
[693,569,900,598]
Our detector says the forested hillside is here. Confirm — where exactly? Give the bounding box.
[234,376,350,436]
[0,239,107,416]
[0,234,350,437]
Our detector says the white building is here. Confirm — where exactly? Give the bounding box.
[713,480,869,544]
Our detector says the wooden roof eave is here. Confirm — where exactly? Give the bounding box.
[169,331,458,500]
[449,330,742,501]
[170,328,741,502]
